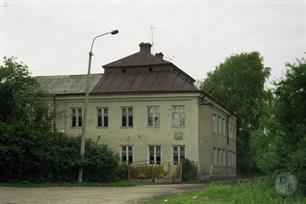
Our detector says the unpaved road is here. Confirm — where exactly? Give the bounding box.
[0,184,205,204]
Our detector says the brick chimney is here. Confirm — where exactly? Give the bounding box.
[155,52,164,59]
[139,42,152,53]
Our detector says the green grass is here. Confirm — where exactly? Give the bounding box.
[147,179,306,204]
[0,180,137,188]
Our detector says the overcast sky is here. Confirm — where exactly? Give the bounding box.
[0,0,305,85]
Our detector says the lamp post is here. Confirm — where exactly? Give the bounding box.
[78,29,119,183]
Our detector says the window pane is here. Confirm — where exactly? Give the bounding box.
[97,116,102,127]
[148,116,153,126]
[147,107,153,126]
[149,146,154,164]
[97,108,102,116]
[72,116,76,127]
[172,106,184,126]
[128,108,133,127]
[156,146,161,164]
[78,116,82,127]
[180,146,185,160]
[104,108,108,116]
[121,146,126,162]
[154,107,160,126]
[104,116,108,127]
[128,146,133,164]
[173,146,178,165]
[122,108,127,127]
[180,112,185,126]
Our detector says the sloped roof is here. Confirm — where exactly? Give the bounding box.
[35,74,102,95]
[91,71,198,94]
[103,51,171,68]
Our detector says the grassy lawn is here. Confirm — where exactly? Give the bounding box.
[0,180,136,187]
[147,179,306,204]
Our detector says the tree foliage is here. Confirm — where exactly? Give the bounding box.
[0,57,123,182]
[251,58,306,193]
[200,52,271,174]
[0,57,49,128]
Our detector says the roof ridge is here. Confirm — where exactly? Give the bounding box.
[35,73,103,78]
[103,51,171,68]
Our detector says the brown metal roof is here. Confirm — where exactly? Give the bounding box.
[103,51,171,68]
[91,71,198,94]
[35,74,102,95]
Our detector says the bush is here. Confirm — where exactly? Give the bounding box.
[0,58,125,183]
[181,159,198,181]
[0,122,121,182]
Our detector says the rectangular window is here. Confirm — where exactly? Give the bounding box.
[121,107,133,127]
[172,105,185,127]
[71,107,82,128]
[97,107,108,127]
[121,146,133,164]
[147,106,160,127]
[173,146,185,165]
[149,145,161,165]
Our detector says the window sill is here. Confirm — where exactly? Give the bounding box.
[70,127,82,129]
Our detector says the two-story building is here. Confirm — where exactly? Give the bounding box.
[36,42,237,179]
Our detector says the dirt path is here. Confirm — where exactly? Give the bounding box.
[0,184,206,204]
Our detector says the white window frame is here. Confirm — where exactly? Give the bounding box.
[71,107,82,128]
[172,105,185,127]
[121,145,133,165]
[172,145,186,165]
[147,106,160,127]
[148,145,162,165]
[97,107,108,128]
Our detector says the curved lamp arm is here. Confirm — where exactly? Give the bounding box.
[90,30,119,54]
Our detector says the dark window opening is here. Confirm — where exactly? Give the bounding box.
[148,67,153,72]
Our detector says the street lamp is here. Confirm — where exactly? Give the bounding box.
[78,29,119,183]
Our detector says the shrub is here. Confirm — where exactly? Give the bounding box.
[181,159,198,181]
[0,122,121,182]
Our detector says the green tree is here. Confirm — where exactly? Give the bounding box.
[251,58,306,193]
[0,57,122,182]
[200,52,271,174]
[0,57,48,128]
